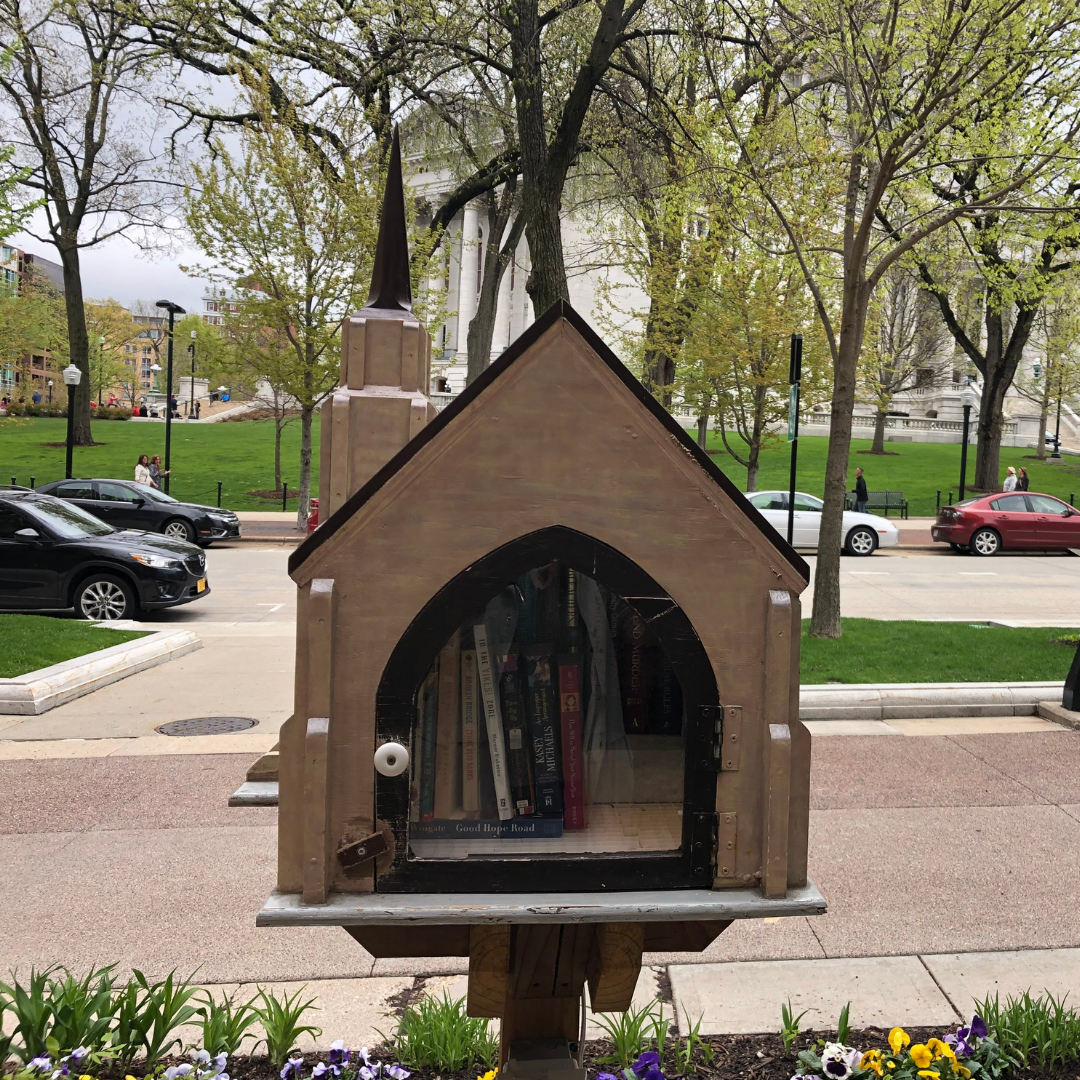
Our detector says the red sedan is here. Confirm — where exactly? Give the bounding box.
[932,491,1080,554]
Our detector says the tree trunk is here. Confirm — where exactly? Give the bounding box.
[746,446,760,492]
[871,407,887,453]
[523,182,567,317]
[274,408,284,492]
[696,413,708,448]
[297,402,313,529]
[810,280,869,640]
[57,241,92,445]
[467,190,525,385]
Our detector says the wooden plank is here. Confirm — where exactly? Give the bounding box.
[302,716,331,904]
[587,922,644,1012]
[763,723,791,899]
[246,751,279,782]
[468,925,510,1018]
[511,925,562,999]
[641,920,731,953]
[308,578,335,718]
[345,924,470,958]
[257,883,828,926]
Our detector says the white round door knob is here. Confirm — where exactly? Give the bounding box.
[374,741,409,777]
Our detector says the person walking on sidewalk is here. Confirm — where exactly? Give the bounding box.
[854,466,868,513]
[1017,466,1030,491]
[1003,466,1018,491]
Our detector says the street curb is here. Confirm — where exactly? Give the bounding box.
[0,629,202,715]
[801,680,1065,720]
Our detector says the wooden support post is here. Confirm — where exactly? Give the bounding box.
[301,578,335,905]
[763,723,791,898]
[587,923,644,1012]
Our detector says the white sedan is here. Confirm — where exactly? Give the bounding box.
[746,490,900,555]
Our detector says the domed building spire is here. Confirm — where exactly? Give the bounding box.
[365,127,412,313]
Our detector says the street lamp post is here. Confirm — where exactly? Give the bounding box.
[47,379,53,404]
[155,301,186,495]
[959,383,977,500]
[187,331,196,418]
[62,363,82,479]
[1052,370,1064,460]
[95,335,105,405]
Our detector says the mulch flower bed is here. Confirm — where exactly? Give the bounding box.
[89,1029,1076,1080]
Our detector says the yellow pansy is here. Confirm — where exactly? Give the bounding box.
[910,1044,933,1069]
[889,1028,911,1053]
[886,1063,896,1071]
[478,1071,498,1080]
[956,1067,971,1079]
[860,1049,884,1077]
[927,1038,954,1060]
[917,1072,940,1079]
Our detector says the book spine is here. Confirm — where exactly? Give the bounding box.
[411,817,564,839]
[460,649,479,813]
[524,651,562,815]
[618,604,651,734]
[473,624,514,821]
[499,653,535,816]
[558,658,585,829]
[434,637,460,818]
[419,669,439,821]
[650,651,683,735]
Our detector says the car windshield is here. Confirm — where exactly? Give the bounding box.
[23,497,114,538]
[139,486,178,504]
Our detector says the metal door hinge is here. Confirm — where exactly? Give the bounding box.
[690,811,718,880]
[717,812,737,878]
[720,706,742,771]
[700,704,725,771]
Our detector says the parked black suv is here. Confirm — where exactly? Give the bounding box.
[0,491,210,620]
[35,479,241,545]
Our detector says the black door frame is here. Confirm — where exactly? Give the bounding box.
[374,526,721,893]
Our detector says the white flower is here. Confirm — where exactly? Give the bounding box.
[165,1066,195,1080]
[192,1050,212,1066]
[330,1041,345,1053]
[819,1043,860,1080]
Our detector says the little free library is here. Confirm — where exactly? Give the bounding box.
[250,131,825,1075]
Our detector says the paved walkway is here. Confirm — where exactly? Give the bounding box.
[3,722,1079,1037]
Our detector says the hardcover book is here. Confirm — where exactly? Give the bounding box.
[473,623,514,820]
[498,652,535,816]
[418,668,439,821]
[557,655,585,830]
[460,648,480,813]
[524,648,562,814]
[411,816,564,839]
[434,636,461,818]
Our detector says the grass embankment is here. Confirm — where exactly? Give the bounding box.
[3,415,1078,515]
[0,613,148,678]
[802,619,1080,684]
[0,415,319,511]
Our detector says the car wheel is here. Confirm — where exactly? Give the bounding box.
[970,527,1001,556]
[844,526,878,556]
[163,518,196,543]
[74,575,135,621]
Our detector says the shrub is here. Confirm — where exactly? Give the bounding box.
[382,992,497,1072]
[977,990,1080,1072]
[1,403,132,419]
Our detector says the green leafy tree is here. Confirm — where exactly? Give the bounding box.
[184,81,433,525]
[725,0,1080,637]
[84,299,138,405]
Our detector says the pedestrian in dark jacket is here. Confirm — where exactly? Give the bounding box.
[1017,466,1029,491]
[854,467,868,513]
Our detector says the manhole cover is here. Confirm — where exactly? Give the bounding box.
[156,716,259,737]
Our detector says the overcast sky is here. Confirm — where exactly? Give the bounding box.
[10,220,212,317]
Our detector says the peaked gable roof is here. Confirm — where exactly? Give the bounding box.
[290,299,809,581]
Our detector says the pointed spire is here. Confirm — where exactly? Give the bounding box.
[365,127,412,313]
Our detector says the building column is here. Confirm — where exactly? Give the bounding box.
[455,203,480,360]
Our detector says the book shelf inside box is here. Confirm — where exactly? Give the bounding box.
[407,562,688,861]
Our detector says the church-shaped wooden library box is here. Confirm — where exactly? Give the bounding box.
[259,137,823,1036]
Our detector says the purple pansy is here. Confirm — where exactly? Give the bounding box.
[384,1065,410,1080]
[280,1056,304,1080]
[329,1042,350,1068]
[28,1057,52,1074]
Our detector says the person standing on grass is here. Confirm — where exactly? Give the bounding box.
[854,466,868,513]
[135,454,156,488]
[1003,466,1018,492]
[1018,466,1030,491]
[148,454,169,489]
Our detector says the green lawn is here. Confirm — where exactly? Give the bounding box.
[0,416,319,511]
[802,619,1080,684]
[2,413,1078,516]
[688,428,1080,516]
[0,613,148,678]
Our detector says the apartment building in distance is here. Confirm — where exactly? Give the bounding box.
[0,245,65,400]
